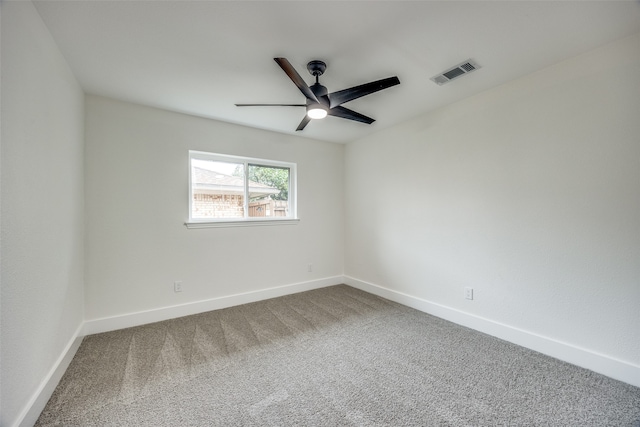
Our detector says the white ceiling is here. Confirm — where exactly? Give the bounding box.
[33,0,640,144]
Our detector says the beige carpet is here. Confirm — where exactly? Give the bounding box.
[36,285,640,426]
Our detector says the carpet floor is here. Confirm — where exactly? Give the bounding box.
[36,285,640,426]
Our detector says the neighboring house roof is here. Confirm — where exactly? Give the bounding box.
[192,167,279,198]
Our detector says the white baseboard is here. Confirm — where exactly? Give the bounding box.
[83,276,344,336]
[344,275,640,388]
[14,323,84,427]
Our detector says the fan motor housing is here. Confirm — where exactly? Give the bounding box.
[310,82,328,99]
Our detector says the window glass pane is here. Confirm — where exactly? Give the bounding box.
[188,151,296,223]
[191,159,245,219]
[247,164,290,218]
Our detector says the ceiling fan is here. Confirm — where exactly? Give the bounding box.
[235,58,400,131]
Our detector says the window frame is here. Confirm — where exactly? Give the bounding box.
[186,150,298,228]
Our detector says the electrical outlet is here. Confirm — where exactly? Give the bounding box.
[174,281,183,293]
[307,264,313,272]
[464,287,473,300]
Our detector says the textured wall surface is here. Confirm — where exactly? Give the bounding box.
[1,2,85,426]
[84,96,344,320]
[345,33,640,367]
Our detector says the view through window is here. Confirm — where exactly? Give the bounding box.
[189,151,296,222]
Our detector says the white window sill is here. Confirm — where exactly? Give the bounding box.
[185,218,300,229]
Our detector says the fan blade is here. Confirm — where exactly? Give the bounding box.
[328,76,400,108]
[235,104,306,107]
[296,115,312,131]
[328,106,375,124]
[274,58,319,103]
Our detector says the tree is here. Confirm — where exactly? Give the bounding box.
[233,165,289,200]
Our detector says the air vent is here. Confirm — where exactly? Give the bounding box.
[430,59,480,86]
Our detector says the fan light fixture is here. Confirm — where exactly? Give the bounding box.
[307,104,327,119]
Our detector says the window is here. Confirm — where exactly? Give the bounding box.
[187,151,297,227]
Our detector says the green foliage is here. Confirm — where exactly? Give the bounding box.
[249,165,289,200]
[233,164,289,200]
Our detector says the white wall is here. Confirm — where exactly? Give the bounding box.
[345,33,640,375]
[84,96,344,322]
[1,2,85,426]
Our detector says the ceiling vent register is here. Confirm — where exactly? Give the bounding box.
[430,59,481,86]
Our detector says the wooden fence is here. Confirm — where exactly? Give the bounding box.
[249,200,288,217]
